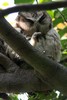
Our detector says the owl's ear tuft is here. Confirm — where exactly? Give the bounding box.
[38,14,46,23]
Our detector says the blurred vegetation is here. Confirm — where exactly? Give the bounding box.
[0,0,67,99]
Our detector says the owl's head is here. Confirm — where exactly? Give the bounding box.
[16,11,53,36]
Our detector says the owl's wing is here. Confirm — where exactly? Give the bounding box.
[33,28,61,62]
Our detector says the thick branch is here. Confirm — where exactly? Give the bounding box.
[0,1,67,17]
[0,18,67,95]
[0,69,50,93]
[0,53,19,72]
[0,53,51,92]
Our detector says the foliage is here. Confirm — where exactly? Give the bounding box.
[0,0,67,100]
[14,0,34,4]
[54,8,67,67]
[9,94,18,100]
[39,0,52,3]
[14,0,52,4]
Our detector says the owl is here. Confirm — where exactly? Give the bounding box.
[15,11,61,62]
[16,11,52,36]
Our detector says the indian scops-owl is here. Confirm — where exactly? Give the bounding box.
[15,11,61,62]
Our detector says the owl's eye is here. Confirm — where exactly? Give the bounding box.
[38,14,46,24]
[20,16,34,26]
[26,18,34,26]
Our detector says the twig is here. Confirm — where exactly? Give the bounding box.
[57,9,67,23]
[0,1,67,17]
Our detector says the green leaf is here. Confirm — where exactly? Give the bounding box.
[9,94,18,100]
[54,10,60,19]
[39,0,52,3]
[61,54,67,66]
[53,18,63,27]
[61,39,67,50]
[54,9,67,22]
[2,2,9,7]
[62,8,67,20]
[14,0,34,4]
[47,10,54,18]
[59,27,67,37]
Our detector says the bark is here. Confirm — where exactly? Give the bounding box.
[0,53,51,92]
[0,17,67,95]
[0,70,50,93]
[0,1,67,17]
[0,53,18,72]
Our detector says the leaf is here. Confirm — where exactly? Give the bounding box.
[39,0,52,3]
[59,27,67,37]
[61,39,67,50]
[2,2,9,7]
[14,0,34,4]
[53,18,63,27]
[47,10,54,18]
[9,94,18,100]
[54,9,67,22]
[62,8,67,21]
[54,10,60,19]
[53,10,63,27]
[61,54,67,66]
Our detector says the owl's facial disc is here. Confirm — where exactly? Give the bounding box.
[16,15,34,31]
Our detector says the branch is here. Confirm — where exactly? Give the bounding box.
[0,69,51,93]
[0,1,67,17]
[0,52,51,92]
[0,53,19,73]
[0,17,67,95]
